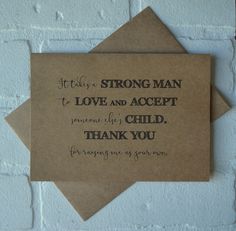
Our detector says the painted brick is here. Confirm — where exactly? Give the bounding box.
[141,0,235,27]
[0,0,129,30]
[0,104,29,167]
[41,182,81,230]
[0,41,30,98]
[141,0,235,39]
[42,173,235,229]
[178,39,235,105]
[213,108,236,174]
[0,175,33,230]
[41,39,101,53]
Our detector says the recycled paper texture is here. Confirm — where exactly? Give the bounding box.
[31,53,211,182]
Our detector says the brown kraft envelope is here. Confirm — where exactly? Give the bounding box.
[5,7,230,219]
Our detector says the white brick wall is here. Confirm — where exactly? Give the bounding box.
[0,1,235,230]
[142,0,235,27]
[178,39,235,105]
[0,42,30,97]
[0,0,129,29]
[0,176,32,230]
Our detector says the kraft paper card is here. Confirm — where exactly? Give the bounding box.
[5,7,230,219]
[31,53,211,182]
